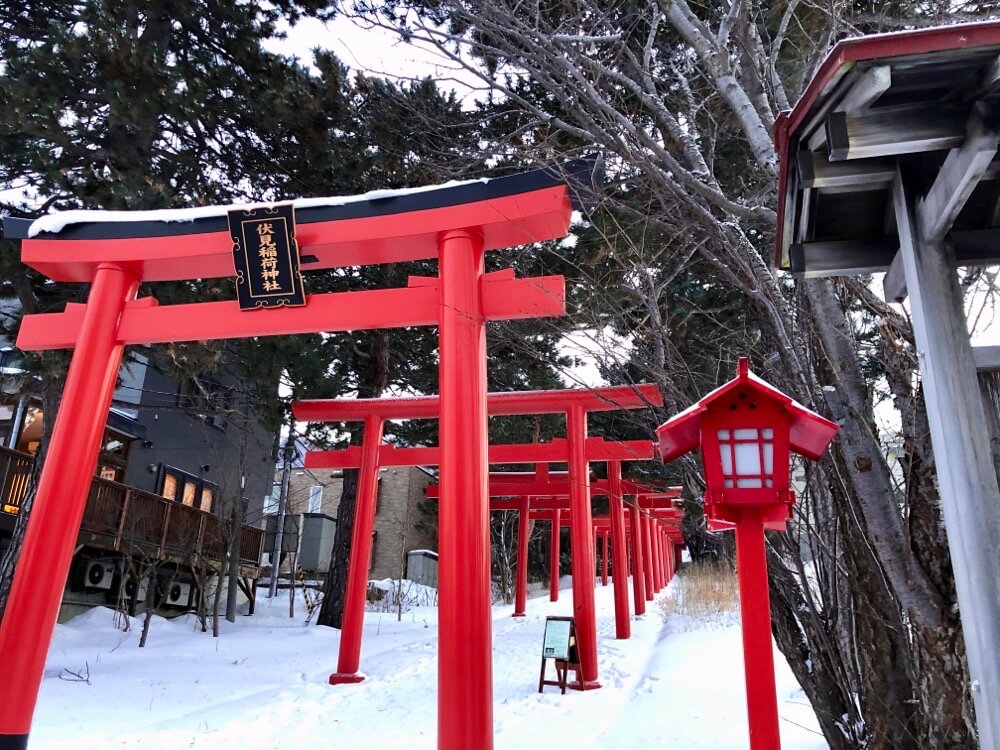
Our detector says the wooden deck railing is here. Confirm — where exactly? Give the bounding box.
[0,447,264,568]
[82,478,264,566]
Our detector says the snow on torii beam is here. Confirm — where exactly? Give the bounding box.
[0,160,601,750]
[3,158,598,282]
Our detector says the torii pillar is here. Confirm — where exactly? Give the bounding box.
[513,494,531,617]
[641,512,655,599]
[549,508,561,602]
[628,505,646,615]
[607,461,630,638]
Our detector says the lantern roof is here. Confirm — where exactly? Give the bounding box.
[655,358,838,463]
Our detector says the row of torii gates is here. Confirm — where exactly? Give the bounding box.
[8,20,1000,750]
[0,153,836,750]
[292,387,683,686]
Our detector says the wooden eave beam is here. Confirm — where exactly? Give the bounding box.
[797,151,896,190]
[826,105,968,161]
[792,230,1000,280]
[966,53,1000,101]
[807,65,893,152]
[884,102,1000,302]
[973,345,1000,371]
[790,238,898,277]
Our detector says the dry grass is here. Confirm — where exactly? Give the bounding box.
[658,561,740,628]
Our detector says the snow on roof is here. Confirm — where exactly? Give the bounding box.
[27,178,491,238]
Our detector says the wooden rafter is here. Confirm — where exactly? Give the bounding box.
[807,65,892,151]
[826,105,968,161]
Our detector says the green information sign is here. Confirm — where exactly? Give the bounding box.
[542,616,573,661]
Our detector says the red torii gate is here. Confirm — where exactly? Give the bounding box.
[466,472,680,615]
[294,383,662,694]
[569,499,684,602]
[592,505,683,589]
[0,160,597,750]
[305,435,651,684]
[636,494,686,585]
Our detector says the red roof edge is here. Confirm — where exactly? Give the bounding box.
[655,407,703,463]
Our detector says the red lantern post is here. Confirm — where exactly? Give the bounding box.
[656,358,838,750]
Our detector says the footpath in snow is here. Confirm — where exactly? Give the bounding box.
[30,578,829,749]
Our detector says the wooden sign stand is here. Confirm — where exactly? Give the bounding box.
[538,616,579,695]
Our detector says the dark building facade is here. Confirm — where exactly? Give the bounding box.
[0,347,275,619]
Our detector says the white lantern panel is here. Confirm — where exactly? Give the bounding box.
[733,441,761,475]
[718,429,733,475]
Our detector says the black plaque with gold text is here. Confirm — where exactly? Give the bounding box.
[228,204,306,310]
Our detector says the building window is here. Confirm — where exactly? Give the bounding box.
[308,484,323,514]
[157,465,218,514]
[264,484,280,515]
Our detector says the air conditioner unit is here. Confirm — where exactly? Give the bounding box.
[122,576,148,604]
[164,581,193,609]
[81,560,116,592]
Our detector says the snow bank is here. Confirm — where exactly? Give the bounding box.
[31,578,829,749]
[367,578,439,610]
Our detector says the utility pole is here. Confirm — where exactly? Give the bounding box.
[268,435,294,598]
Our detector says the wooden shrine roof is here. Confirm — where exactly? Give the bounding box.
[774,22,1000,281]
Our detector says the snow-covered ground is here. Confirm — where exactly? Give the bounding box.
[30,579,829,749]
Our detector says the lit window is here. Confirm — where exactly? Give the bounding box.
[157,465,219,515]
